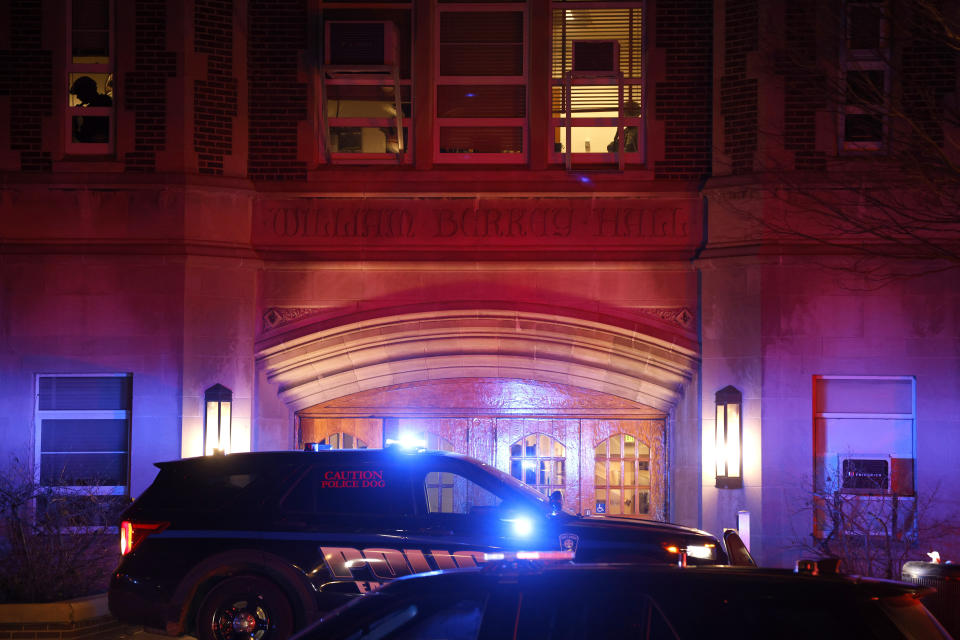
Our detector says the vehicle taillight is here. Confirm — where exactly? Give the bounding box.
[120,520,168,555]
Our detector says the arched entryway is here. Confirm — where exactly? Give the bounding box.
[256,306,698,521]
[295,378,668,519]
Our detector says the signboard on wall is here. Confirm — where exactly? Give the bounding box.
[252,197,701,259]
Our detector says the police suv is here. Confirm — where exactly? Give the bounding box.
[108,447,743,640]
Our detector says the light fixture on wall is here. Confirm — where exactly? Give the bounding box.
[715,385,742,489]
[204,384,232,455]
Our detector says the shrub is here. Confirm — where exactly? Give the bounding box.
[0,456,128,603]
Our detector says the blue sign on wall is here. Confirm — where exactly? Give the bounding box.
[595,501,606,514]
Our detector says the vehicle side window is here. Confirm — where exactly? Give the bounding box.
[343,597,486,640]
[422,469,502,515]
[281,463,413,516]
[516,587,678,640]
[660,590,867,639]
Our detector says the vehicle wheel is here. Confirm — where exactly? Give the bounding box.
[196,575,294,640]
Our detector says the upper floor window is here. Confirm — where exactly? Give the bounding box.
[551,3,644,167]
[67,0,114,154]
[320,8,413,163]
[841,1,889,151]
[435,1,528,163]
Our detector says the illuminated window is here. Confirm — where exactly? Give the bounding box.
[509,433,565,497]
[410,433,456,508]
[594,433,650,516]
[435,1,527,163]
[67,0,114,154]
[320,10,412,163]
[841,1,889,151]
[34,374,131,524]
[424,470,501,514]
[320,432,369,449]
[551,3,644,165]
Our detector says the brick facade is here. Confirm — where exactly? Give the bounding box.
[0,0,52,172]
[247,0,308,181]
[779,2,826,171]
[719,0,757,176]
[653,0,713,179]
[194,0,237,175]
[124,0,177,172]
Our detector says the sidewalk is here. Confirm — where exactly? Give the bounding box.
[114,629,196,640]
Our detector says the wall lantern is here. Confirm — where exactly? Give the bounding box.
[204,384,232,455]
[715,385,743,488]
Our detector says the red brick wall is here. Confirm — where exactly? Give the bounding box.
[248,0,308,181]
[778,3,826,171]
[901,5,955,149]
[654,0,713,180]
[194,0,237,175]
[1,0,52,172]
[124,0,177,173]
[719,0,758,176]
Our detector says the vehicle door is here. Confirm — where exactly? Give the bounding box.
[513,575,681,640]
[722,528,756,566]
[407,458,553,568]
[260,459,419,601]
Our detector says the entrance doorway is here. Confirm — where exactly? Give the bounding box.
[295,378,667,520]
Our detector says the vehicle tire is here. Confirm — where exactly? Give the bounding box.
[196,575,294,640]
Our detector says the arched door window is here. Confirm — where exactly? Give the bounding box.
[321,432,368,449]
[421,433,456,511]
[509,433,566,497]
[595,433,650,516]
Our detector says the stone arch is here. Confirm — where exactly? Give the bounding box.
[256,305,698,413]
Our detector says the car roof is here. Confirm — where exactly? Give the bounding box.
[384,563,924,599]
[153,447,472,470]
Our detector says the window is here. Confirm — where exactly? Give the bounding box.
[435,2,527,163]
[551,3,644,166]
[509,433,565,498]
[35,374,131,516]
[328,597,487,640]
[813,375,916,537]
[594,433,650,516]
[67,0,114,154]
[321,432,369,449]
[281,464,414,516]
[423,470,501,515]
[320,9,412,162]
[841,1,889,151]
[517,588,675,640]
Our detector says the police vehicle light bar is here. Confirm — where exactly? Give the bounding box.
[385,433,427,449]
[483,551,575,562]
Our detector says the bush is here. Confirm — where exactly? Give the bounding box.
[0,456,128,603]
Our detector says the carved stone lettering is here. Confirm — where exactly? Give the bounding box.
[255,199,698,251]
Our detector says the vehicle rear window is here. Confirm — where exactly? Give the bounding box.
[135,460,298,512]
[281,463,414,516]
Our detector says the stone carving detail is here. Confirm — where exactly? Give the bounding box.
[266,305,694,332]
[637,306,695,329]
[263,307,323,330]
